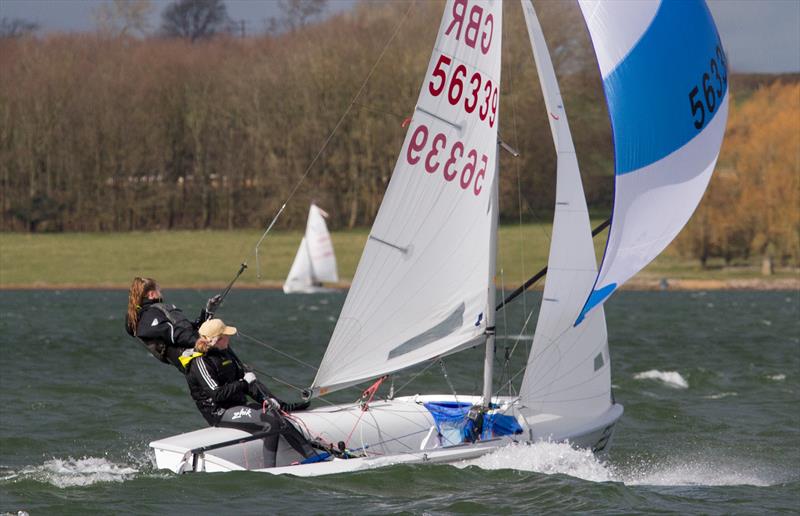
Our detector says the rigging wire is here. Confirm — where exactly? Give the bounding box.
[237,330,363,403]
[352,101,407,121]
[500,268,509,343]
[507,296,538,360]
[438,359,459,406]
[506,50,532,324]
[249,0,416,278]
[238,330,319,371]
[498,269,518,397]
[498,269,514,397]
[391,359,438,397]
[499,45,536,396]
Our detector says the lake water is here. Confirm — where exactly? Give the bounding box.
[1,289,798,514]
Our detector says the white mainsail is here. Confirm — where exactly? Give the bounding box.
[311,0,503,397]
[517,0,610,417]
[575,0,729,324]
[283,236,313,293]
[283,203,339,293]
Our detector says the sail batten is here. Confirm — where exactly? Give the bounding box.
[311,0,503,396]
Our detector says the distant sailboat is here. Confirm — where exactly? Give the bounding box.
[283,203,339,293]
[151,0,728,476]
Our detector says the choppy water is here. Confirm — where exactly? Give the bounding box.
[1,289,798,514]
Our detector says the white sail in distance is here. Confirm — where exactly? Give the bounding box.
[283,203,338,293]
[575,0,729,324]
[311,0,503,397]
[518,0,610,417]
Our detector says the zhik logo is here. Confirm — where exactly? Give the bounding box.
[231,408,252,420]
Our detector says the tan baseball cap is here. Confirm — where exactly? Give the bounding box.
[199,318,237,339]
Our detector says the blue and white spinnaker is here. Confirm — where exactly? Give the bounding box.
[576,0,729,324]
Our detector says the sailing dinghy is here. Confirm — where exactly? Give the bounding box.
[150,0,728,476]
[283,203,339,293]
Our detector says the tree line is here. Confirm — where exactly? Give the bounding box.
[0,1,797,269]
[676,80,799,271]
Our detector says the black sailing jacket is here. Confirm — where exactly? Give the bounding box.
[183,347,268,425]
[125,299,205,370]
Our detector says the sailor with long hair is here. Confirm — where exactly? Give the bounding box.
[125,276,221,371]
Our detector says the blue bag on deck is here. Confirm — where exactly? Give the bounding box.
[423,401,523,445]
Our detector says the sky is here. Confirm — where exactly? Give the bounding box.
[1,0,799,74]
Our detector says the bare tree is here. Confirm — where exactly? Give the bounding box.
[92,0,154,37]
[0,17,38,38]
[269,0,327,32]
[160,0,230,42]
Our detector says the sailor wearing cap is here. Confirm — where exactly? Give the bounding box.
[181,319,316,466]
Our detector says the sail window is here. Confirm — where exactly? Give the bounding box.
[388,303,465,359]
[594,352,605,372]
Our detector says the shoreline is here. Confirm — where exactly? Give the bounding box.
[1,278,797,291]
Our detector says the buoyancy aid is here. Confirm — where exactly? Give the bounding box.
[136,302,185,365]
[179,349,204,369]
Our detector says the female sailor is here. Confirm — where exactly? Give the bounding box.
[181,318,318,467]
[125,276,221,371]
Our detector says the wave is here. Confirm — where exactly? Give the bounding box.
[460,442,785,487]
[767,374,786,381]
[633,370,689,389]
[704,392,738,399]
[458,441,613,482]
[1,456,144,488]
[622,458,779,487]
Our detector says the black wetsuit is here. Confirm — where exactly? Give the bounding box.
[182,346,316,467]
[125,299,205,371]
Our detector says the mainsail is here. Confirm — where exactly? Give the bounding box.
[311,0,503,397]
[518,0,610,417]
[575,0,729,324]
[283,203,338,293]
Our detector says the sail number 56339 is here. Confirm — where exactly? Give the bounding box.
[688,44,727,130]
[406,123,488,196]
[429,54,498,128]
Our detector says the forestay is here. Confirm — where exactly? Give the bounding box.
[576,0,729,324]
[518,0,610,417]
[311,0,503,397]
[283,203,338,293]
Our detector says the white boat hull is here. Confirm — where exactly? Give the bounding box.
[150,395,623,477]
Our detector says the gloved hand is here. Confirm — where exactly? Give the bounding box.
[205,294,223,315]
[243,372,257,384]
[281,400,311,412]
[266,397,281,411]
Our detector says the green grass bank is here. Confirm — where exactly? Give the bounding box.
[1,223,797,290]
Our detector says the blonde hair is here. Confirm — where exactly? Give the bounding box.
[126,276,158,335]
[194,337,212,354]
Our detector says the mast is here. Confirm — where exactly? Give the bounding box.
[482,140,500,407]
